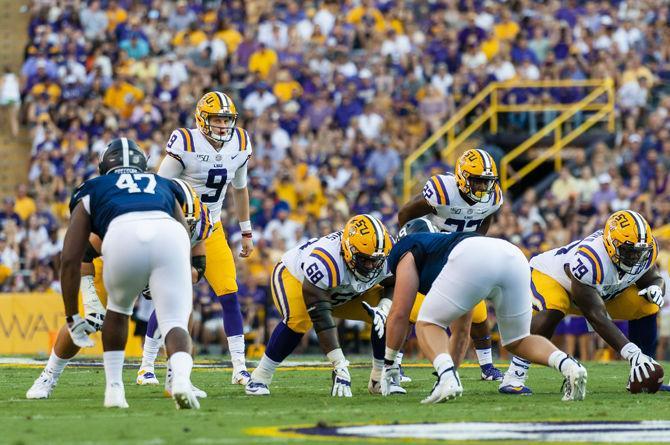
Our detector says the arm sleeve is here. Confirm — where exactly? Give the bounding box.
[158,152,185,178]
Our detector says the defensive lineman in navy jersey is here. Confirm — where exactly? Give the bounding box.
[382,231,588,403]
[62,138,199,410]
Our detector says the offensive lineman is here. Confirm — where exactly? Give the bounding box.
[398,149,505,383]
[157,91,253,384]
[60,138,198,409]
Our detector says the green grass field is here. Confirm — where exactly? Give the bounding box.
[1,360,669,445]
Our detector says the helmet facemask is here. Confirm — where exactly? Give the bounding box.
[462,172,497,203]
[203,112,237,143]
[609,238,652,275]
[348,247,385,283]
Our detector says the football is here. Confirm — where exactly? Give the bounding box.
[629,363,665,394]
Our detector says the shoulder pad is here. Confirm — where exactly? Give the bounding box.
[303,246,342,289]
[422,175,450,208]
[570,244,605,286]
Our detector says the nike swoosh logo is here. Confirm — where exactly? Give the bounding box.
[231,154,240,160]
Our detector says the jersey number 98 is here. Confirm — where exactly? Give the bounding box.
[201,168,227,203]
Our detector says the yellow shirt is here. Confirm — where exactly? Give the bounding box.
[14,196,36,221]
[249,49,278,79]
[622,66,655,86]
[273,80,303,102]
[107,7,128,31]
[494,21,519,41]
[346,6,385,33]
[103,82,144,119]
[215,28,243,53]
[273,180,298,210]
[481,37,500,60]
[172,29,208,47]
[31,83,61,104]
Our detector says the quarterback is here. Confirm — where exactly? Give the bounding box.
[157,91,253,384]
[502,211,664,394]
[246,214,406,397]
[398,149,504,382]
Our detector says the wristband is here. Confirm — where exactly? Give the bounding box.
[620,342,641,361]
[327,348,347,368]
[240,220,252,232]
[241,232,253,238]
[384,347,399,367]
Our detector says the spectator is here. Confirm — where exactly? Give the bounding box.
[0,66,20,137]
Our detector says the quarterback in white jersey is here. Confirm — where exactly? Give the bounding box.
[501,210,665,394]
[246,215,406,397]
[157,91,253,385]
[398,148,504,383]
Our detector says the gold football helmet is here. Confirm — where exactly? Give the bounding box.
[341,214,393,282]
[455,149,498,203]
[603,210,655,274]
[195,91,238,143]
[172,178,202,235]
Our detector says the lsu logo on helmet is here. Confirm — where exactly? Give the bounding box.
[603,210,656,275]
[341,214,392,282]
[195,91,238,143]
[455,149,498,203]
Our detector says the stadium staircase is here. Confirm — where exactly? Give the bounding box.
[403,79,616,201]
[0,0,30,198]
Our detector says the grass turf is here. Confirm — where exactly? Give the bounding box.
[1,361,668,445]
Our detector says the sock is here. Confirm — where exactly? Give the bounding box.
[45,350,70,379]
[476,347,493,367]
[265,322,303,363]
[629,314,658,357]
[505,356,531,384]
[548,350,574,375]
[370,325,385,371]
[219,293,244,337]
[140,336,162,371]
[433,353,454,375]
[251,354,280,384]
[103,350,125,386]
[146,310,160,340]
[227,335,246,369]
[169,351,193,380]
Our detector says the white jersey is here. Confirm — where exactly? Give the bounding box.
[281,231,391,307]
[530,230,657,301]
[422,173,503,233]
[160,127,252,222]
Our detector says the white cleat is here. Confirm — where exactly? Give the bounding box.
[26,371,58,399]
[164,371,207,398]
[421,369,463,404]
[245,379,271,396]
[232,368,251,385]
[562,364,587,401]
[171,376,200,410]
[136,369,159,385]
[104,383,129,408]
[368,379,406,395]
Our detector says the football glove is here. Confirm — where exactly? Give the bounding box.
[361,299,390,339]
[380,364,401,396]
[85,312,105,332]
[331,362,352,398]
[67,314,95,348]
[141,285,152,300]
[627,348,659,385]
[638,285,664,308]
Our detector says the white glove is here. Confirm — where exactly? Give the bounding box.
[85,312,105,332]
[331,362,352,397]
[361,298,391,339]
[67,314,95,348]
[622,343,659,384]
[380,364,401,396]
[638,285,664,308]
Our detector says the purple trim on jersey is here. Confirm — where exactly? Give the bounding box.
[435,175,449,205]
[277,265,290,320]
[177,129,187,150]
[576,250,598,285]
[582,245,604,283]
[313,247,340,286]
[185,128,195,153]
[530,270,547,310]
[310,253,334,287]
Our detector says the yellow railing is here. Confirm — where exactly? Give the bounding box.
[402,79,615,201]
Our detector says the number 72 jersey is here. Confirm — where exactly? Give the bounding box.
[161,127,252,221]
[422,173,503,232]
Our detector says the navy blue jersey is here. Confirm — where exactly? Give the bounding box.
[69,173,184,238]
[388,232,480,294]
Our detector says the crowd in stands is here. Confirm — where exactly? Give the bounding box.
[2,0,670,358]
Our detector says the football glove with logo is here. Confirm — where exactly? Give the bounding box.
[638,285,664,308]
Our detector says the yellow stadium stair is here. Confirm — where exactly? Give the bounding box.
[0,0,30,198]
[403,79,615,201]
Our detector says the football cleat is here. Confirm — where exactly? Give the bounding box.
[136,369,159,385]
[561,364,587,401]
[481,364,504,381]
[104,382,129,408]
[232,369,251,385]
[171,375,200,410]
[421,369,463,404]
[26,371,58,399]
[368,379,406,395]
[498,384,533,395]
[164,369,207,398]
[245,380,270,396]
[399,364,412,383]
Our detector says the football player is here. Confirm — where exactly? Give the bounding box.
[397,149,504,382]
[382,229,587,403]
[501,211,664,394]
[58,138,198,409]
[157,91,253,385]
[246,214,406,397]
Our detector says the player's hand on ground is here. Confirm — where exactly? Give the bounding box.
[628,349,659,384]
[380,364,400,396]
[239,235,254,258]
[67,314,96,348]
[361,301,387,338]
[331,362,352,397]
[638,285,664,308]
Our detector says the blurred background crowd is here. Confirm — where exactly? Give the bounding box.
[2,0,670,360]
